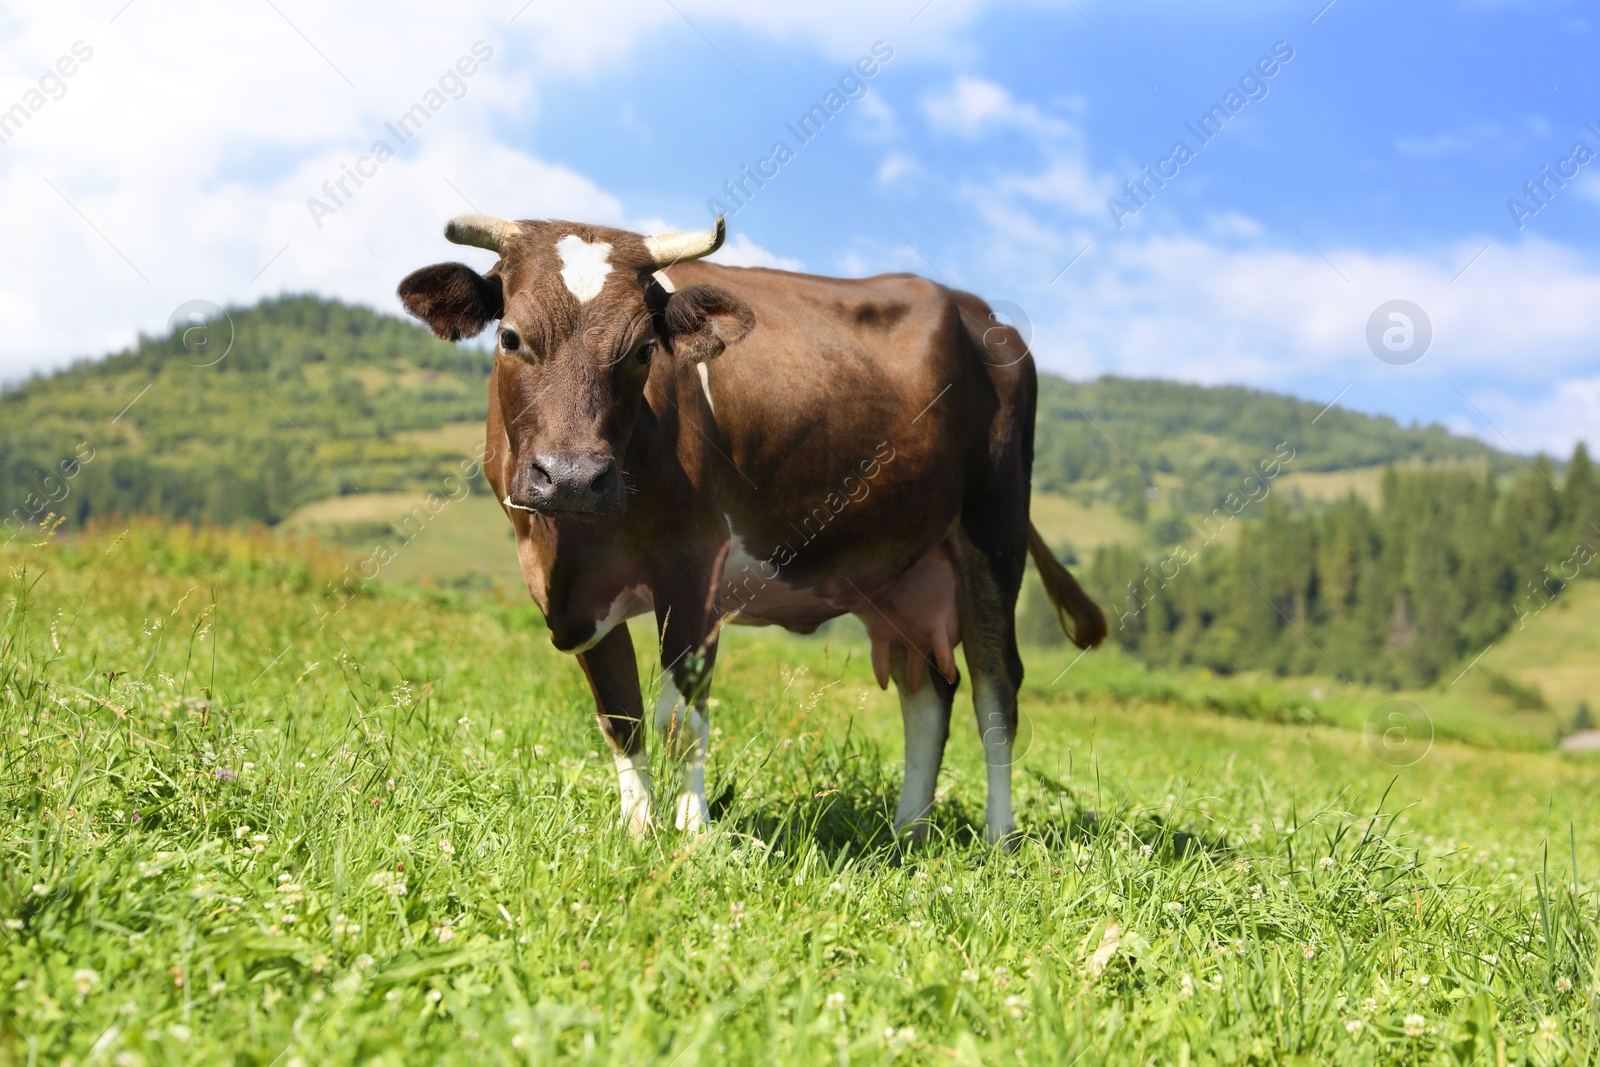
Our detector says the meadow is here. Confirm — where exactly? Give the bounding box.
[3,522,1598,1065]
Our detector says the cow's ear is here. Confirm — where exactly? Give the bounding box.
[661,284,755,363]
[397,262,504,341]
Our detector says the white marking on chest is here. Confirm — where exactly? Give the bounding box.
[569,584,653,654]
[555,234,613,303]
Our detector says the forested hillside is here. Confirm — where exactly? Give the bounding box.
[1,294,1512,541]
[1083,451,1599,687]
[0,297,490,534]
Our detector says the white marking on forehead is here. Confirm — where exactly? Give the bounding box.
[555,234,613,303]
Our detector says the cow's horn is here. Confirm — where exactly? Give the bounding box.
[643,217,725,266]
[444,215,520,253]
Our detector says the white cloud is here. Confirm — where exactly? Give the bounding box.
[922,76,1072,139]
[1016,233,1600,453]
[877,152,917,184]
[0,0,988,379]
[709,233,804,272]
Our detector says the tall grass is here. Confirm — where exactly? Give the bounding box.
[2,523,1596,1064]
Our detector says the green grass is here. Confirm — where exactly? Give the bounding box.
[4,523,1599,1065]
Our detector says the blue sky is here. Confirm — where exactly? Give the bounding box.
[3,0,1597,454]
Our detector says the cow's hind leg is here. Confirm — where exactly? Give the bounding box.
[952,528,1027,846]
[889,645,957,839]
[577,624,654,836]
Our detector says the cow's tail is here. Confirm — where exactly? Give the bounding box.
[1026,522,1107,650]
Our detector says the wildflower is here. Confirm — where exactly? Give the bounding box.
[1365,891,1379,904]
[1361,997,1377,1013]
[1403,1013,1425,1038]
[961,969,979,984]
[914,871,929,882]
[427,988,443,1003]
[992,966,1010,987]
[1004,994,1024,1018]
[168,1023,192,1043]
[215,768,238,782]
[386,881,407,897]
[436,926,455,944]
[1482,954,1497,966]
[1139,844,1154,858]
[458,716,471,729]
[939,885,954,896]
[1539,1018,1559,1043]
[1556,976,1573,993]
[1250,884,1264,901]
[439,838,455,857]
[1179,974,1194,997]
[1302,943,1316,959]
[1164,901,1183,914]
[73,969,100,996]
[1318,856,1335,870]
[1345,1019,1364,1036]
[829,882,844,894]
[825,992,846,1011]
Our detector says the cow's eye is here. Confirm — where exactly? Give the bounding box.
[635,339,656,365]
[499,328,520,352]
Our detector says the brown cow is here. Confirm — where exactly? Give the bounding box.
[398,215,1103,844]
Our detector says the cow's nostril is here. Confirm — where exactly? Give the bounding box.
[589,460,616,498]
[528,460,553,488]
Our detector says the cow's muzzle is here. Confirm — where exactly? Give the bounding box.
[505,452,619,515]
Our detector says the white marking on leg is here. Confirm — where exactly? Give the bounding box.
[613,750,654,837]
[973,678,1015,843]
[555,234,613,303]
[893,678,949,836]
[654,676,709,831]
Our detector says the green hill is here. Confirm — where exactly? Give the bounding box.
[0,294,1513,547]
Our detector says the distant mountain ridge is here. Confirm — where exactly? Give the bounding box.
[1,293,1514,538]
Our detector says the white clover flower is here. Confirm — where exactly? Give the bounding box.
[1345,1019,1364,1036]
[1556,976,1573,992]
[1539,1018,1559,1043]
[439,838,455,856]
[1319,857,1335,870]
[73,969,100,995]
[825,992,846,1011]
[1164,901,1183,914]
[1179,974,1194,997]
[1404,1013,1425,1038]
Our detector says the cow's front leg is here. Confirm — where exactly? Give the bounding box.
[577,624,654,836]
[653,589,720,832]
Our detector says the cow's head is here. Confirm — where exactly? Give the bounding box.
[398,216,754,515]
